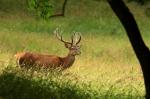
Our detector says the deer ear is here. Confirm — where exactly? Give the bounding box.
[65,43,72,48]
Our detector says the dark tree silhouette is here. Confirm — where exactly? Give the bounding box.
[50,0,68,17]
[107,0,150,98]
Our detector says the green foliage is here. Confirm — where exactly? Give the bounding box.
[0,67,95,99]
[0,67,145,99]
[28,0,53,19]
[0,0,149,99]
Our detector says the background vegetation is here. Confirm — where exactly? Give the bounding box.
[0,0,150,99]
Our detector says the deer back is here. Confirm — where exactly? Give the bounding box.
[15,52,62,68]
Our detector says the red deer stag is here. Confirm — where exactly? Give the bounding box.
[14,30,81,70]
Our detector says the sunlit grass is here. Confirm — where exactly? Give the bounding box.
[0,0,150,98]
[0,31,147,98]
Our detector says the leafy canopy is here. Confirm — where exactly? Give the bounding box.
[28,0,54,19]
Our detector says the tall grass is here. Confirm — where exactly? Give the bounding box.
[0,67,145,99]
[0,0,150,98]
[0,31,146,99]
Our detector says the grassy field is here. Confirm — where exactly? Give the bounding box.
[0,0,150,99]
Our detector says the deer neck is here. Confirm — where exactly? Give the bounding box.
[61,52,75,69]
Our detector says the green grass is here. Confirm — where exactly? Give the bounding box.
[0,0,150,99]
[0,31,147,99]
[0,67,145,99]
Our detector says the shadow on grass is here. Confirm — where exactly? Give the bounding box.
[0,67,144,99]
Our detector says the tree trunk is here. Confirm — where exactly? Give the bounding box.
[50,0,68,18]
[107,0,150,98]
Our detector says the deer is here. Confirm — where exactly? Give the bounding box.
[14,30,81,70]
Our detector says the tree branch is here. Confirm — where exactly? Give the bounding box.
[50,0,68,18]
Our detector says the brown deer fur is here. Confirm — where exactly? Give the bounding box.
[15,31,81,70]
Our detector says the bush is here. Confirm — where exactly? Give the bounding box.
[0,67,96,99]
[0,67,144,99]
[28,0,54,19]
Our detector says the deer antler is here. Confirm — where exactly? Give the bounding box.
[54,28,72,45]
[54,28,81,45]
[74,32,81,45]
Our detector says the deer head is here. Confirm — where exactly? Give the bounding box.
[54,29,81,56]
